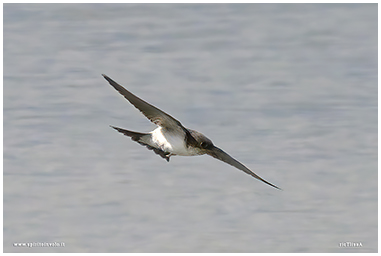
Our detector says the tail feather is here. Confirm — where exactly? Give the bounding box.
[110,125,148,142]
[110,125,171,162]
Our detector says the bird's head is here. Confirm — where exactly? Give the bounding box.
[187,129,215,151]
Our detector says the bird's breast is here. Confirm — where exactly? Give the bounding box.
[150,127,202,156]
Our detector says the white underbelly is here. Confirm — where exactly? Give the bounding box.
[150,127,201,156]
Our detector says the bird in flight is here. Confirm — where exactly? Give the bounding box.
[103,74,280,189]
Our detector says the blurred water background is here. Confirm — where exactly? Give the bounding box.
[3,3,377,253]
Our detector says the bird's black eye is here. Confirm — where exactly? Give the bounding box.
[201,142,210,149]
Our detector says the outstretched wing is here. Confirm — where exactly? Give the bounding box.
[103,74,183,130]
[207,146,281,190]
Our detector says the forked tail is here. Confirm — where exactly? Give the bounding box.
[110,125,171,162]
[110,125,148,142]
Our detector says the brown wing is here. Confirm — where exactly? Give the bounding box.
[207,146,281,190]
[103,74,183,129]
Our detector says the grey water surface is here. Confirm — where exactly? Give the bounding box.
[4,3,377,253]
